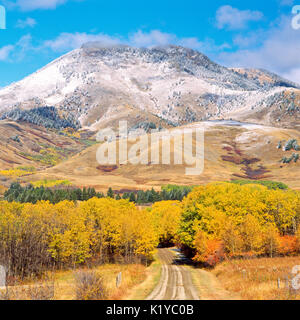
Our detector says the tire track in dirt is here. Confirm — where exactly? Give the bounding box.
[146,248,199,300]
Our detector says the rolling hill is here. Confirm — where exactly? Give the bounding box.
[22,121,300,191]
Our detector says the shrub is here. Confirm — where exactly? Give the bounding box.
[74,270,108,300]
[284,139,300,151]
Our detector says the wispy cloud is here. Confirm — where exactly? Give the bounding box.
[0,34,34,62]
[43,32,122,51]
[41,29,229,53]
[232,29,266,48]
[16,17,37,28]
[216,5,263,30]
[129,30,205,50]
[0,45,14,61]
[3,0,81,11]
[218,16,300,83]
[279,0,294,6]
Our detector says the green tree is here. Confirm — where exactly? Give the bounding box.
[107,187,114,199]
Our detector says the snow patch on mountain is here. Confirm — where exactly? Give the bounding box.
[0,44,299,130]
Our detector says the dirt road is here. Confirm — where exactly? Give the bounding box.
[146,248,199,300]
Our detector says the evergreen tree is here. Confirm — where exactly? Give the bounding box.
[107,187,114,199]
[129,192,136,203]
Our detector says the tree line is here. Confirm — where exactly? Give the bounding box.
[4,183,104,204]
[4,183,192,204]
[0,198,181,279]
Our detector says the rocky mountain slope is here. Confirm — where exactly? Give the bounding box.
[0,44,300,131]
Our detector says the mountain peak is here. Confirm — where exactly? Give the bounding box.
[0,44,299,131]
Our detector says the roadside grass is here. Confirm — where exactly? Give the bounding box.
[187,264,240,300]
[125,250,162,300]
[54,264,147,300]
[212,256,300,300]
[1,264,147,300]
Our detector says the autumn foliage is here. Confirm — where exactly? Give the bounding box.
[0,198,160,279]
[177,183,300,266]
[1,182,300,278]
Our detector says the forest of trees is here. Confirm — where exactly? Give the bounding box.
[0,106,80,130]
[0,197,182,279]
[4,183,192,204]
[2,181,300,280]
[4,181,288,205]
[177,183,300,267]
[4,183,104,204]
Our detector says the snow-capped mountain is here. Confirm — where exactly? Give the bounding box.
[0,44,300,130]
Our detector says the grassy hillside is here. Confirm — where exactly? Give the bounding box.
[22,121,300,191]
[0,120,96,192]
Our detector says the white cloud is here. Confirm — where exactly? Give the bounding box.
[43,32,122,51]
[283,68,300,83]
[0,34,33,62]
[232,30,266,48]
[16,17,37,28]
[15,34,34,60]
[129,30,207,50]
[279,0,294,6]
[41,29,229,54]
[3,0,81,11]
[218,16,300,83]
[17,0,67,10]
[0,45,14,61]
[216,5,263,30]
[129,30,174,48]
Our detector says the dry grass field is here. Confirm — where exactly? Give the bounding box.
[212,256,300,300]
[1,263,148,300]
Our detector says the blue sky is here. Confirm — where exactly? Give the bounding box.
[0,0,299,87]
